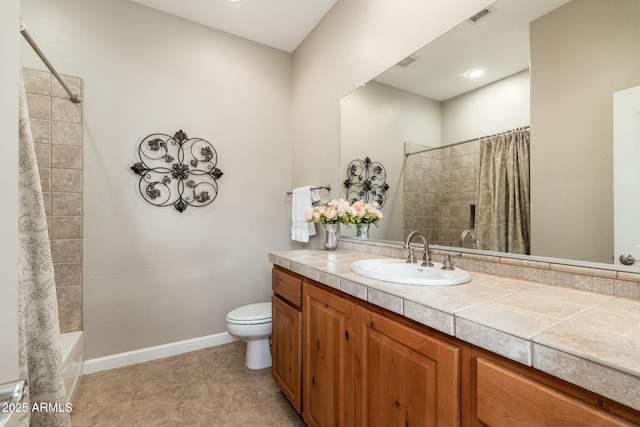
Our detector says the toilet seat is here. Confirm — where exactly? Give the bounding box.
[226,302,272,325]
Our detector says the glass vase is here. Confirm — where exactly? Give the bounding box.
[355,223,370,239]
[323,223,339,251]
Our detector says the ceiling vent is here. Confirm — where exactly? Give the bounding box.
[468,7,495,24]
[396,55,419,67]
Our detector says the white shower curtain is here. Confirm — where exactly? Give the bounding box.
[18,76,71,427]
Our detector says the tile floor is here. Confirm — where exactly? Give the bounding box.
[70,341,305,427]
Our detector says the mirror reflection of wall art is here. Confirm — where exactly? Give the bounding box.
[130,130,224,213]
[344,156,389,207]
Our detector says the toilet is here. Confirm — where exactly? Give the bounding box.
[226,302,272,369]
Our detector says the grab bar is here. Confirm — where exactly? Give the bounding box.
[0,380,27,427]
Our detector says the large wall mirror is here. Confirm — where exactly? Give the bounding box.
[340,0,640,267]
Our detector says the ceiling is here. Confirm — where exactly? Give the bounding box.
[129,0,337,53]
[373,0,571,102]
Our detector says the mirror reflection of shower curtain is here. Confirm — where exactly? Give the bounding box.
[476,129,530,254]
[18,75,71,427]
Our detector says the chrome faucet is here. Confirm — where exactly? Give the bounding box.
[460,228,479,248]
[403,231,433,267]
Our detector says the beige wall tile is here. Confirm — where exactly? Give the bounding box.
[51,216,82,239]
[51,239,82,263]
[554,271,593,291]
[39,167,51,192]
[57,285,82,310]
[22,67,84,332]
[51,169,82,192]
[51,74,82,99]
[614,280,638,299]
[54,262,82,287]
[551,263,617,279]
[52,121,82,146]
[30,118,50,144]
[52,145,82,170]
[499,257,550,270]
[59,308,82,333]
[52,192,82,216]
[26,93,50,119]
[52,97,82,123]
[22,68,50,95]
[617,271,640,283]
[592,277,614,295]
[33,142,51,168]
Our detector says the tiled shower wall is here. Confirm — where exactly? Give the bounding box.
[23,67,83,333]
[404,140,479,246]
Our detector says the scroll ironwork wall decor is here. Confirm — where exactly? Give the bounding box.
[131,130,223,213]
[343,156,389,207]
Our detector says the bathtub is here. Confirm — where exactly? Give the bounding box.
[58,331,83,402]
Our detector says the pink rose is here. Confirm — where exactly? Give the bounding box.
[324,208,337,220]
[313,211,321,220]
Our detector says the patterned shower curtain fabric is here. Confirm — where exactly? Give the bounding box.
[475,129,530,255]
[18,77,71,427]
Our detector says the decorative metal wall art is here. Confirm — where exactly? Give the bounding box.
[343,156,389,207]
[131,130,223,213]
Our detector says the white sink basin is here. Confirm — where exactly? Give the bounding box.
[350,259,471,286]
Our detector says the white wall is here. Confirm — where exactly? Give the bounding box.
[340,81,441,240]
[0,0,20,383]
[442,70,530,145]
[21,0,292,359]
[290,0,494,250]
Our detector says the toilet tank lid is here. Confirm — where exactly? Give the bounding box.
[227,302,272,322]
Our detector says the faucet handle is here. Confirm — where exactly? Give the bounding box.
[406,247,417,264]
[441,252,462,270]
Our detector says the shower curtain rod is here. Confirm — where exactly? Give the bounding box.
[405,125,529,157]
[20,24,82,103]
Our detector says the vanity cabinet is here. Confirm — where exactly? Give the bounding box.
[354,305,461,427]
[272,265,640,427]
[271,267,303,413]
[302,281,355,427]
[470,349,640,427]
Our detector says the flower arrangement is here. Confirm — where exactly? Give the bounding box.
[348,200,383,224]
[305,199,383,224]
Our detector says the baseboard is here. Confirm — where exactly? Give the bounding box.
[83,332,237,374]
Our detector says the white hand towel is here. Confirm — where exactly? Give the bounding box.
[291,186,320,242]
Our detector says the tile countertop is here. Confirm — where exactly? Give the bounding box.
[268,249,640,412]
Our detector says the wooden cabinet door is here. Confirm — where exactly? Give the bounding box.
[473,356,635,427]
[303,282,355,427]
[271,295,302,413]
[355,305,461,427]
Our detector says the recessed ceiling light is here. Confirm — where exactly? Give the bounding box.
[464,69,484,79]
